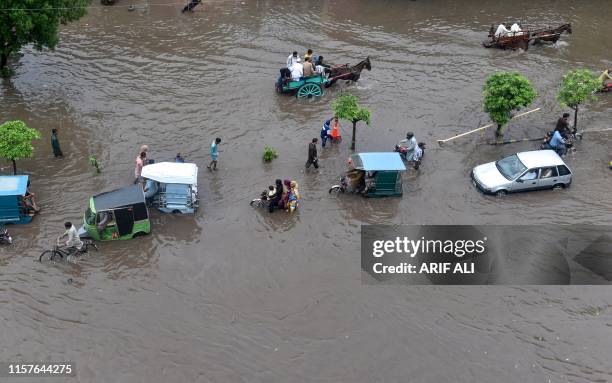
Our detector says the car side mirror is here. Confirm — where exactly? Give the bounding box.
[516,179,524,183]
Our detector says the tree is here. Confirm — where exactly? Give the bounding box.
[556,69,600,131]
[0,120,41,174]
[0,0,90,76]
[483,72,536,137]
[331,93,371,150]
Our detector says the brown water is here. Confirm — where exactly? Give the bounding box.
[1,0,611,381]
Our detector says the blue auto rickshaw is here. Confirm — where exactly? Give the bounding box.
[329,152,407,197]
[0,175,34,224]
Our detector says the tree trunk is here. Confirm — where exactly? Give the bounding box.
[495,124,504,137]
[0,53,7,71]
[351,121,357,150]
[573,104,579,132]
[11,159,17,175]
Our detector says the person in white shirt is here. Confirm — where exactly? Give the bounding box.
[287,51,300,68]
[290,59,303,81]
[510,23,522,35]
[59,221,83,251]
[495,24,510,37]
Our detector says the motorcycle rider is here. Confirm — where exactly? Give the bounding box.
[545,130,567,156]
[398,132,422,163]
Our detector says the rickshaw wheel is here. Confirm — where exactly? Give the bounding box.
[297,84,323,98]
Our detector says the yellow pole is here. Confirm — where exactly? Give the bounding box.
[437,107,541,145]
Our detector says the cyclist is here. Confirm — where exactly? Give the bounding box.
[58,221,83,253]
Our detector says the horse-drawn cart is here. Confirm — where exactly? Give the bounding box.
[483,23,572,50]
[276,57,371,98]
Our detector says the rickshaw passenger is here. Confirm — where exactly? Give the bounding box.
[96,211,111,236]
[304,49,313,62]
[495,24,510,37]
[22,181,40,212]
[290,60,303,81]
[347,169,365,193]
[303,57,316,77]
[365,171,377,192]
[277,67,291,88]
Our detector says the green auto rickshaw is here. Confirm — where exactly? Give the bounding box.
[78,185,151,241]
[329,152,407,197]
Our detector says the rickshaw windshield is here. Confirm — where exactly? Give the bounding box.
[85,207,96,225]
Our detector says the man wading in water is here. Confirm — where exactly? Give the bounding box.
[51,129,63,157]
[305,138,319,169]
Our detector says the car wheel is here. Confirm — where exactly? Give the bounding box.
[552,184,565,191]
[495,190,508,197]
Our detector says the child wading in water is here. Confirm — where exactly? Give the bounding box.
[207,137,221,171]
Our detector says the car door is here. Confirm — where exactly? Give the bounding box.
[538,166,559,189]
[511,169,539,192]
[557,165,572,185]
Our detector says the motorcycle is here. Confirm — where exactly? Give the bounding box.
[250,190,273,209]
[394,142,426,169]
[250,189,298,212]
[540,130,576,156]
[0,226,12,245]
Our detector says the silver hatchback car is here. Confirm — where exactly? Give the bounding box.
[471,150,572,196]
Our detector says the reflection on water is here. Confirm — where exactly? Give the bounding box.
[0,0,611,381]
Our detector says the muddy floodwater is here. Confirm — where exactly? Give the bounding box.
[1,0,611,381]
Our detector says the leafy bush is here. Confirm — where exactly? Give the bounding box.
[89,155,101,173]
[263,146,278,162]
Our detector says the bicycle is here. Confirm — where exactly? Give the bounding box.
[39,238,98,263]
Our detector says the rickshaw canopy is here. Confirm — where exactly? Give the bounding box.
[93,184,146,211]
[351,153,406,171]
[141,162,198,185]
[0,175,28,196]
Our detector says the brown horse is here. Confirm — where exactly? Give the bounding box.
[327,57,371,84]
[531,23,572,44]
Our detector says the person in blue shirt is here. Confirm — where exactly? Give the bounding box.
[320,118,334,147]
[175,153,185,163]
[547,130,566,156]
[207,137,221,170]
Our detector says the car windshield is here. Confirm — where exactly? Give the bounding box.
[495,154,527,180]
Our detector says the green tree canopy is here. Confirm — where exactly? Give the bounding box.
[331,93,371,150]
[483,72,536,136]
[0,120,41,174]
[556,69,600,130]
[0,0,90,76]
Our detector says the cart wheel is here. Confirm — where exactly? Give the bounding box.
[297,83,323,98]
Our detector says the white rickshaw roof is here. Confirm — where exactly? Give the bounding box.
[141,162,198,185]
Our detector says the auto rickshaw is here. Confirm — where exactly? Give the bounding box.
[141,162,198,214]
[79,184,151,241]
[329,152,406,197]
[0,175,34,224]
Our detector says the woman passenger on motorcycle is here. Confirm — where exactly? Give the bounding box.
[280,179,292,209]
[268,179,284,213]
[287,181,300,212]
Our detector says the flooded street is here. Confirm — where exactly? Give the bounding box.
[1,0,611,381]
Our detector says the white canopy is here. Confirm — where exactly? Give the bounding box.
[141,162,198,185]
